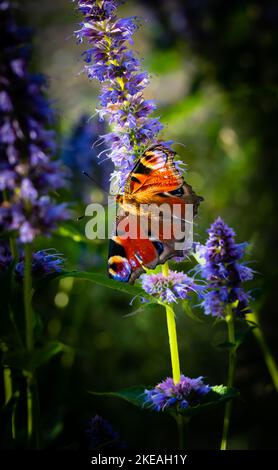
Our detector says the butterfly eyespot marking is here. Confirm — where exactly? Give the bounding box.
[152,241,164,256]
[108,255,131,282]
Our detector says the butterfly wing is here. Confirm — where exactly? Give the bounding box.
[124,145,183,204]
[108,210,164,283]
[108,144,203,283]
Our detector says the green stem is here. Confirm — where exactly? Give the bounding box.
[249,312,278,392]
[2,362,15,439]
[220,308,236,450]
[9,237,17,259]
[2,189,17,439]
[162,262,183,447]
[162,263,181,385]
[2,189,17,259]
[24,244,33,351]
[3,367,12,405]
[165,305,181,385]
[23,244,35,446]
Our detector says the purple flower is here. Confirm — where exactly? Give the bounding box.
[74,0,166,188]
[86,415,126,450]
[141,269,203,303]
[0,240,64,280]
[144,375,211,412]
[15,249,64,280]
[196,217,254,318]
[0,1,69,243]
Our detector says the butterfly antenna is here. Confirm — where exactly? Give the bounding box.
[173,141,187,149]
[82,170,97,184]
[82,170,110,196]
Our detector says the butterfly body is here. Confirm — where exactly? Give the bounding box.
[108,145,203,283]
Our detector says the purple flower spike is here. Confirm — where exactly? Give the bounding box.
[15,249,64,280]
[196,217,254,318]
[0,1,69,243]
[144,375,211,412]
[141,269,203,304]
[74,0,167,188]
[0,240,64,281]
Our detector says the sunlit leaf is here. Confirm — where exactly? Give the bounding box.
[0,392,19,449]
[89,384,239,419]
[89,386,146,408]
[125,302,160,318]
[57,271,150,299]
[54,223,90,244]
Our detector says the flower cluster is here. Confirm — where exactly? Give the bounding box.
[86,415,126,450]
[196,217,254,318]
[74,0,164,188]
[144,375,211,412]
[0,239,64,281]
[141,269,203,304]
[0,1,69,243]
[15,249,64,280]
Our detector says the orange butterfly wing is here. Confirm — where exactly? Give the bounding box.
[108,144,203,283]
[123,145,184,204]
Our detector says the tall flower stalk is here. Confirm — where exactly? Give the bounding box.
[249,311,278,393]
[220,306,236,450]
[141,262,205,448]
[196,217,254,449]
[0,0,69,447]
[74,0,244,451]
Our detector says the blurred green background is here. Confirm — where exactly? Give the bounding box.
[13,0,278,449]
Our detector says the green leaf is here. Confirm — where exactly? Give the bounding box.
[0,392,19,449]
[2,341,71,372]
[176,385,239,418]
[234,318,256,349]
[182,300,203,323]
[88,384,239,419]
[56,271,150,299]
[125,302,160,318]
[89,386,146,408]
[54,223,90,244]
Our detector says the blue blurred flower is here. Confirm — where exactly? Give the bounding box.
[0,0,69,243]
[0,240,64,281]
[0,241,12,271]
[196,217,254,318]
[141,269,203,303]
[144,375,211,412]
[61,114,113,202]
[15,249,64,280]
[86,415,126,450]
[74,0,165,188]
